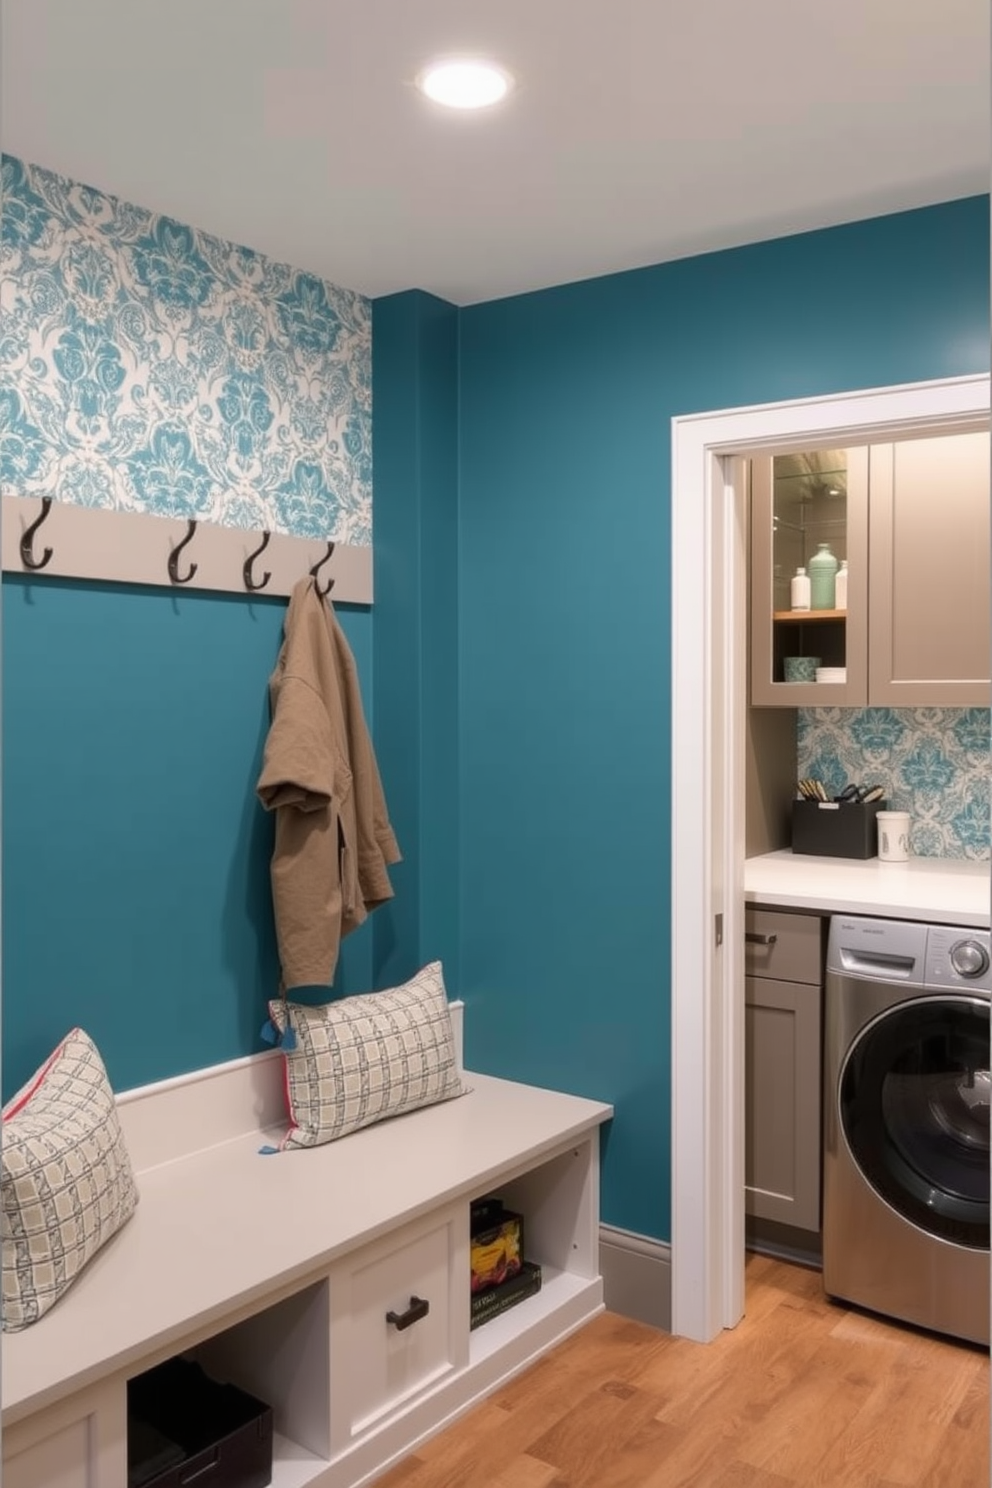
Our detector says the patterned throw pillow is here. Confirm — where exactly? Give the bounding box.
[2,1028,139,1332]
[269,961,465,1149]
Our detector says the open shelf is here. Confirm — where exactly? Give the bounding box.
[191,1279,331,1486]
[468,1269,593,1366]
[772,609,846,623]
[271,1433,328,1488]
[466,1138,600,1373]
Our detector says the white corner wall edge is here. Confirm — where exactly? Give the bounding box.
[670,373,991,1345]
[116,1002,465,1173]
[1,494,373,603]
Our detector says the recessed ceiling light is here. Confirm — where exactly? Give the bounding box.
[416,58,513,110]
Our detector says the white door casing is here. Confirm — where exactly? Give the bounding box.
[670,373,991,1344]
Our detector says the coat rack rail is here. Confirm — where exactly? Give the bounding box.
[1,495,373,604]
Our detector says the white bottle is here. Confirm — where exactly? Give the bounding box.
[790,567,811,611]
[835,560,848,611]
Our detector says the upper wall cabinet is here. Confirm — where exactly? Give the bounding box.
[750,447,869,707]
[867,433,991,707]
[750,431,991,709]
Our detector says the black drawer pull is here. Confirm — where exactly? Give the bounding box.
[745,932,778,946]
[386,1295,430,1331]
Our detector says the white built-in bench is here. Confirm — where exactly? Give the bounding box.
[2,1009,612,1488]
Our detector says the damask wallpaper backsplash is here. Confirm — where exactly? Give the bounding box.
[0,155,371,542]
[797,708,991,859]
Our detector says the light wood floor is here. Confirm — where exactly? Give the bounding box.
[375,1254,989,1488]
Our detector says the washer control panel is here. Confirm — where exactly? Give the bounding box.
[925,926,992,992]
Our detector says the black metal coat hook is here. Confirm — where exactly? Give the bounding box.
[243,530,272,592]
[21,496,55,571]
[309,541,335,598]
[167,519,198,585]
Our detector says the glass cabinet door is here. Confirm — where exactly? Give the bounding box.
[750,447,868,706]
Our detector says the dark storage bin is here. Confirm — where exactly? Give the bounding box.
[791,799,887,860]
[127,1357,273,1488]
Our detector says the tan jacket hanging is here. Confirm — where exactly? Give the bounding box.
[256,577,401,988]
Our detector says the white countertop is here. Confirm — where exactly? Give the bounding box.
[744,851,990,927]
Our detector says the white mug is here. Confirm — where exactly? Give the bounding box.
[877,810,911,862]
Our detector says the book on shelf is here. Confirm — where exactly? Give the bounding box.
[470,1260,543,1331]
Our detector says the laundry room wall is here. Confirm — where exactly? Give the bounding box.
[455,195,991,1240]
[798,706,991,859]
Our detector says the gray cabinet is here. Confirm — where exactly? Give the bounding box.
[749,430,991,708]
[749,448,869,707]
[868,433,991,707]
[744,908,822,1233]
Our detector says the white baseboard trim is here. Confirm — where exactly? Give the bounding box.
[599,1224,672,1333]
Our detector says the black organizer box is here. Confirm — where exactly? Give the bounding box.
[791,799,887,860]
[127,1357,273,1488]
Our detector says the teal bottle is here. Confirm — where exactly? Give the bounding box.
[808,542,838,610]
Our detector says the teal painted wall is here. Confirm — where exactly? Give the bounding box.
[455,196,991,1242]
[1,290,459,1100]
[1,157,395,1100]
[3,187,988,1250]
[371,291,461,989]
[1,579,379,1095]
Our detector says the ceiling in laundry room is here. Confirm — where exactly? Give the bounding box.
[2,0,988,305]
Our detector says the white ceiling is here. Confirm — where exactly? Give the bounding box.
[2,0,989,306]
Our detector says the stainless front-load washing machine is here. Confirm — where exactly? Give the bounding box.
[823,914,990,1346]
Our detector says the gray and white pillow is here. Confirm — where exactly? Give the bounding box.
[2,1028,139,1331]
[269,961,464,1149]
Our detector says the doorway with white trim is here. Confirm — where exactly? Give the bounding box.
[670,372,991,1344]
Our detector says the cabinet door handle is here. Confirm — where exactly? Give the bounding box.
[745,932,778,946]
[386,1295,430,1331]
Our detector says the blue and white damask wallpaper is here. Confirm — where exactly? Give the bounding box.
[0,155,371,542]
[798,708,991,859]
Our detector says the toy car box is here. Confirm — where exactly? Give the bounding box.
[470,1197,524,1294]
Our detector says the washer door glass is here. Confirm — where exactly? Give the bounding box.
[840,995,990,1248]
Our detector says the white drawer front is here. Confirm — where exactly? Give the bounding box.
[3,1379,127,1488]
[5,1420,92,1488]
[330,1206,467,1446]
